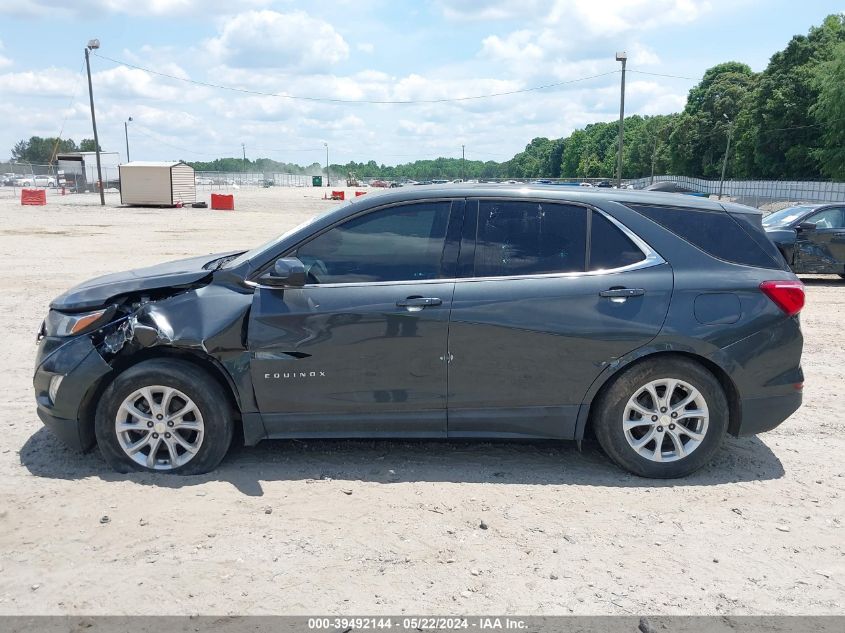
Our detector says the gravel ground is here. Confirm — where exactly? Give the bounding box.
[0,187,842,615]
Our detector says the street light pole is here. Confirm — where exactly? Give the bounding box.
[84,39,105,206]
[718,115,735,200]
[461,144,465,182]
[124,116,133,163]
[324,143,330,187]
[615,51,627,189]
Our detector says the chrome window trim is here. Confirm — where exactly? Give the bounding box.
[246,198,665,290]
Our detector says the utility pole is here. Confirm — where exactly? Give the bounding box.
[124,116,132,163]
[324,142,330,187]
[650,122,667,185]
[85,39,105,206]
[461,144,465,182]
[718,115,734,200]
[241,143,246,184]
[615,51,627,189]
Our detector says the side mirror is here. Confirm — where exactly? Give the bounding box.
[259,257,307,288]
[797,222,817,232]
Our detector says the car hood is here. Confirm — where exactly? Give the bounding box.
[50,251,241,312]
[764,226,797,245]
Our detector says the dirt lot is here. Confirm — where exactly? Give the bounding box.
[0,187,842,616]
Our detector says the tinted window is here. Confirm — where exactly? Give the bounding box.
[626,203,781,269]
[806,207,844,229]
[474,201,586,277]
[295,202,450,283]
[589,211,646,271]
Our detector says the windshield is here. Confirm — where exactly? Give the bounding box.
[222,209,335,270]
[762,206,816,228]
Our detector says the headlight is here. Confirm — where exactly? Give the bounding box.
[44,308,112,337]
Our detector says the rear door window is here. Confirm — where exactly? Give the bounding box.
[473,200,587,277]
[588,211,646,271]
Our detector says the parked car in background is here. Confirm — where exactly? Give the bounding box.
[34,185,803,479]
[763,204,845,277]
[644,181,708,197]
[2,173,21,186]
[15,175,56,187]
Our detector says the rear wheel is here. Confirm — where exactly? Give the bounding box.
[591,357,728,478]
[95,359,233,474]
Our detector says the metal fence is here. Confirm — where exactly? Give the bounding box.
[3,161,845,208]
[629,175,845,208]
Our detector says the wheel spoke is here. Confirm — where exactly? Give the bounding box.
[676,409,705,420]
[624,418,653,431]
[662,379,678,406]
[675,425,704,442]
[145,437,162,468]
[171,431,199,454]
[160,387,177,416]
[122,402,152,423]
[140,387,160,417]
[125,433,152,455]
[116,421,148,435]
[666,429,686,458]
[650,432,665,461]
[645,384,661,410]
[169,401,198,422]
[631,427,657,451]
[164,437,180,465]
[671,387,701,413]
[627,401,655,418]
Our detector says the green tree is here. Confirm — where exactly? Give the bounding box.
[811,40,845,179]
[748,14,845,178]
[11,136,79,163]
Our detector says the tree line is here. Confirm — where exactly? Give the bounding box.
[11,137,99,164]
[10,15,845,182]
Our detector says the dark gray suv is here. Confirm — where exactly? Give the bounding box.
[34,185,805,478]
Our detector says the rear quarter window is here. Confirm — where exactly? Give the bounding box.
[625,203,781,269]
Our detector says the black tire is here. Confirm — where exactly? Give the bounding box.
[591,356,728,478]
[95,359,233,475]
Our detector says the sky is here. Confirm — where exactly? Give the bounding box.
[0,0,842,167]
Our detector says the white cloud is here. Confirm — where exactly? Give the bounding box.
[204,10,350,70]
[357,42,375,54]
[0,68,78,97]
[438,0,549,20]
[0,0,271,17]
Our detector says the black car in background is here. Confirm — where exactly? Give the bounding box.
[644,181,709,197]
[763,204,845,277]
[34,186,805,478]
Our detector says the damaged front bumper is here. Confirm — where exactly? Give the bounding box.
[34,334,113,451]
[33,308,170,451]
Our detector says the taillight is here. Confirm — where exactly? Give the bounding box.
[760,280,805,316]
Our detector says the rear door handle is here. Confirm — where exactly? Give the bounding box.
[396,297,442,311]
[600,288,645,298]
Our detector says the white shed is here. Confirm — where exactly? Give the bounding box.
[119,161,196,206]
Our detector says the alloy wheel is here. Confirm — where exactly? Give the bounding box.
[114,385,205,470]
[622,378,709,463]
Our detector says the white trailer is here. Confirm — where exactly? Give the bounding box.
[56,151,120,191]
[118,161,196,206]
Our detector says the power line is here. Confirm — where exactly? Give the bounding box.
[627,69,701,81]
[91,52,619,104]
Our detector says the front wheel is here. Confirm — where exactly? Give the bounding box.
[591,357,728,478]
[95,359,233,474]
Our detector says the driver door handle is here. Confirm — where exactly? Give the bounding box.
[599,288,645,298]
[396,297,442,310]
